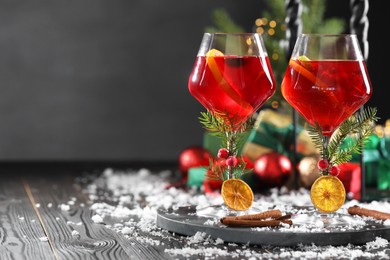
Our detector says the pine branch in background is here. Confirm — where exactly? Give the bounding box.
[302,0,326,33]
[316,18,346,34]
[204,8,245,33]
[302,0,345,34]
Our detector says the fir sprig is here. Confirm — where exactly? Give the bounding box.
[306,106,379,174]
[199,111,226,138]
[198,110,255,155]
[205,155,253,182]
[199,110,255,180]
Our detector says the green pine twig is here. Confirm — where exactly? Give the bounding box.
[198,110,255,153]
[199,110,255,180]
[307,106,378,173]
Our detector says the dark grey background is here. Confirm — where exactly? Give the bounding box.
[0,0,387,161]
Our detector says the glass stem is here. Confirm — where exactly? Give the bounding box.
[322,135,330,174]
[226,131,237,179]
[322,136,329,154]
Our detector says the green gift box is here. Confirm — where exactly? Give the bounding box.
[242,109,317,162]
[187,166,259,191]
[343,134,390,190]
[377,159,390,189]
[377,137,390,189]
[187,167,208,187]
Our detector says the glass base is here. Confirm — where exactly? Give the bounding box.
[291,206,365,230]
[196,204,266,219]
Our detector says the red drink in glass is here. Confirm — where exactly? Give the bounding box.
[281,58,372,136]
[188,55,275,129]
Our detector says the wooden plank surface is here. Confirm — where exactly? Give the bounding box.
[0,162,182,260]
[0,177,55,260]
[22,174,135,260]
[1,164,389,260]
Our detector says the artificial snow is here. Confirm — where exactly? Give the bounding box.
[91,214,104,224]
[78,168,390,259]
[39,236,48,242]
[71,230,80,237]
[59,204,70,211]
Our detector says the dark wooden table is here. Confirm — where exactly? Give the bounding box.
[1,161,389,260]
[0,161,182,260]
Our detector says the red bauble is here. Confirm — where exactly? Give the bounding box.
[337,162,361,200]
[240,155,255,169]
[178,146,213,178]
[253,152,292,187]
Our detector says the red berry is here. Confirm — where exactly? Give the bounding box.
[217,148,229,159]
[317,159,329,170]
[330,165,340,176]
[226,156,238,167]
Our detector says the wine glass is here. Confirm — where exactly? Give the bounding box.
[188,33,276,216]
[281,34,373,220]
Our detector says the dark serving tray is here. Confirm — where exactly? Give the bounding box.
[156,205,390,246]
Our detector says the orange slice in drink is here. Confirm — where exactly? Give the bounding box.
[289,55,327,88]
[205,49,253,114]
[289,56,338,104]
[221,178,254,211]
[310,175,346,213]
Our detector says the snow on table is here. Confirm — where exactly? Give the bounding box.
[79,168,390,259]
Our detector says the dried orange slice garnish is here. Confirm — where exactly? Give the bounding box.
[205,49,253,113]
[221,178,254,211]
[310,175,346,213]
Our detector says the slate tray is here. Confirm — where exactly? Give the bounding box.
[156,205,390,246]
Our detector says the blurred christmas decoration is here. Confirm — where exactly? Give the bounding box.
[337,162,361,200]
[242,108,317,162]
[178,146,213,179]
[253,151,292,188]
[298,155,320,188]
[203,170,223,193]
[184,118,390,195]
[345,120,390,191]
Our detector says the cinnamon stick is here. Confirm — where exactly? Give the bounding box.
[220,210,293,227]
[348,205,390,221]
[275,214,292,221]
[222,209,282,221]
[220,218,292,227]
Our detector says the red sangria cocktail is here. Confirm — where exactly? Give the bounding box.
[188,33,276,212]
[282,48,372,136]
[189,33,276,130]
[281,34,373,214]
